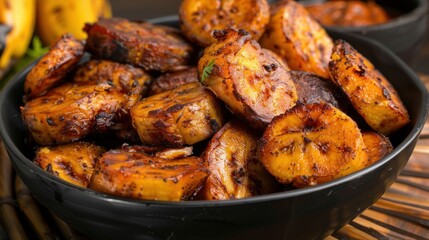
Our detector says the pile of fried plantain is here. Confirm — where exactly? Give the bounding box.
[20,0,409,201]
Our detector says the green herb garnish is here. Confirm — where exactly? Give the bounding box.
[200,59,215,83]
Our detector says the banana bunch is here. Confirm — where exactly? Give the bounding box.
[0,0,111,70]
[0,0,36,68]
[36,0,112,46]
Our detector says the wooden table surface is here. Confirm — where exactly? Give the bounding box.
[1,1,429,239]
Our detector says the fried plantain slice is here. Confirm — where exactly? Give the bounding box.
[329,39,410,136]
[259,0,333,79]
[24,34,84,100]
[73,59,152,110]
[198,28,297,129]
[200,121,279,200]
[34,142,105,188]
[21,83,126,146]
[84,18,193,72]
[89,147,208,201]
[259,103,369,188]
[179,0,270,47]
[362,131,393,165]
[148,67,198,96]
[130,82,225,147]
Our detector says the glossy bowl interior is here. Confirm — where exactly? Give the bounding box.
[299,0,428,63]
[0,17,428,240]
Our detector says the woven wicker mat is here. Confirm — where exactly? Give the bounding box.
[1,78,428,240]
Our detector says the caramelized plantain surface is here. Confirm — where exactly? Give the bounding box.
[84,18,193,72]
[21,83,126,146]
[200,121,279,200]
[259,103,369,188]
[34,142,105,188]
[329,40,410,136]
[260,1,333,79]
[73,59,152,110]
[198,28,297,129]
[148,67,198,96]
[179,0,270,47]
[24,34,84,100]
[131,82,225,147]
[362,131,393,165]
[89,147,208,201]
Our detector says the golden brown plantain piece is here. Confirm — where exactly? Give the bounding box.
[34,142,105,188]
[84,18,193,72]
[362,131,393,165]
[200,121,279,200]
[130,82,225,147]
[24,34,84,100]
[148,67,198,96]
[73,59,152,110]
[179,0,270,47]
[198,28,297,129]
[89,147,208,201]
[259,103,369,188]
[263,48,290,70]
[259,0,333,79]
[21,83,126,146]
[329,39,410,136]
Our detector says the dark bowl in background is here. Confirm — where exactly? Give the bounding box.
[299,0,428,64]
[0,17,428,240]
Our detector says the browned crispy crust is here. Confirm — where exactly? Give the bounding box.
[24,34,84,100]
[148,67,198,95]
[84,18,194,72]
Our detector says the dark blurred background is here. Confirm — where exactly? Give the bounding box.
[110,0,429,74]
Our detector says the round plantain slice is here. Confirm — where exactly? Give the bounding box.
[179,0,270,47]
[198,28,297,129]
[24,34,84,101]
[130,82,225,147]
[329,39,410,136]
[200,121,279,200]
[259,0,333,79]
[34,142,105,188]
[361,131,393,165]
[259,103,369,188]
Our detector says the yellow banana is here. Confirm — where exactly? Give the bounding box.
[36,0,112,46]
[0,0,36,68]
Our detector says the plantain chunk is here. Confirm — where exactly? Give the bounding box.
[362,131,393,165]
[329,40,410,136]
[21,83,126,146]
[73,59,152,110]
[34,142,105,188]
[84,18,193,72]
[148,67,198,95]
[259,1,333,79]
[179,0,270,47]
[259,103,369,188]
[89,147,208,201]
[24,34,84,100]
[290,70,351,112]
[198,28,297,129]
[130,82,225,147]
[200,121,279,200]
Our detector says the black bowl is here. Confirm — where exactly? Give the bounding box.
[1,16,428,240]
[299,0,428,63]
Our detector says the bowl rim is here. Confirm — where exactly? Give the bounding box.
[0,15,428,208]
[301,0,428,32]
